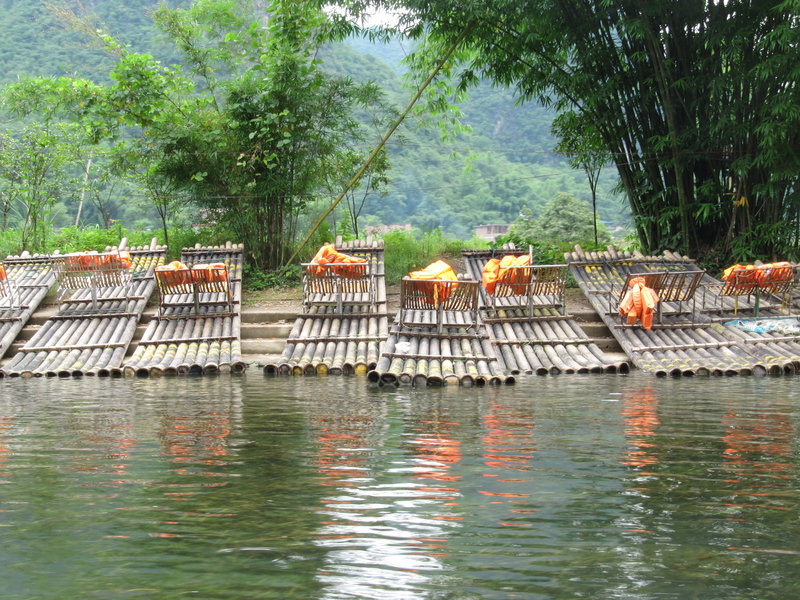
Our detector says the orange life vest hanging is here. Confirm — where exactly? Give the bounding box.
[409,260,458,304]
[618,276,660,330]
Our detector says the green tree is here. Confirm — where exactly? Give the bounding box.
[366,0,800,262]
[3,0,389,269]
[552,111,610,246]
[0,122,84,251]
[510,192,611,246]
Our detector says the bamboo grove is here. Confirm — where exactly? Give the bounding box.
[379,0,800,263]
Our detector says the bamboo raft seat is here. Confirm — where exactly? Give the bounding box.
[155,263,233,318]
[55,250,134,314]
[487,263,568,315]
[398,277,480,334]
[611,269,704,325]
[301,259,375,314]
[702,263,797,316]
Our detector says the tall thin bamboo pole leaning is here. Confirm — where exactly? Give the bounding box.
[283,21,476,270]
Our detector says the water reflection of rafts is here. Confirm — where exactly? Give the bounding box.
[721,403,793,478]
[619,386,660,468]
[313,402,454,598]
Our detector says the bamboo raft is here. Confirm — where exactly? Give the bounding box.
[265,238,388,376]
[568,245,800,376]
[1,240,166,378]
[462,249,629,375]
[123,243,245,376]
[0,253,60,361]
[368,253,513,387]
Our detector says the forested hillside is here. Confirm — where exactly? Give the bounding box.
[0,0,628,239]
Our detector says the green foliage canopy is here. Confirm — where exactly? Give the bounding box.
[370,0,800,262]
[2,0,391,269]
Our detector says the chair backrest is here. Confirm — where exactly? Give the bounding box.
[303,261,372,296]
[401,277,479,311]
[155,265,230,295]
[618,270,703,303]
[719,264,796,296]
[491,264,567,297]
[58,252,131,290]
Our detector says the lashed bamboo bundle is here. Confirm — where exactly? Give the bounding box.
[567,245,800,376]
[463,249,628,375]
[2,240,166,378]
[367,311,513,387]
[265,238,389,377]
[123,243,246,376]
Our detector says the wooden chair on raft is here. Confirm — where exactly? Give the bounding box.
[614,269,705,326]
[155,263,233,318]
[399,277,480,334]
[487,263,568,315]
[702,263,797,316]
[55,250,134,314]
[301,258,375,314]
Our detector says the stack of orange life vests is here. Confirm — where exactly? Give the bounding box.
[481,254,532,295]
[722,262,794,290]
[155,261,191,287]
[66,250,133,270]
[618,276,660,330]
[309,244,367,279]
[191,263,228,284]
[408,260,458,305]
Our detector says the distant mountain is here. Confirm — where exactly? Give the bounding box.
[0,0,628,238]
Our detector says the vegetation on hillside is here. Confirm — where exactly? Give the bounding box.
[366,0,800,265]
[0,0,627,270]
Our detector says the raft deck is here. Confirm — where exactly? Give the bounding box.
[569,246,800,376]
[1,241,165,377]
[123,243,245,376]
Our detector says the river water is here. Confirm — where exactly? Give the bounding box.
[0,374,798,599]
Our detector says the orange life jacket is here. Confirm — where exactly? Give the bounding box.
[756,262,793,287]
[482,254,532,294]
[0,265,6,282]
[482,258,501,294]
[66,251,102,270]
[108,251,133,269]
[618,276,659,330]
[191,262,228,284]
[155,261,190,287]
[409,260,458,304]
[309,244,367,279]
[331,253,367,279]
